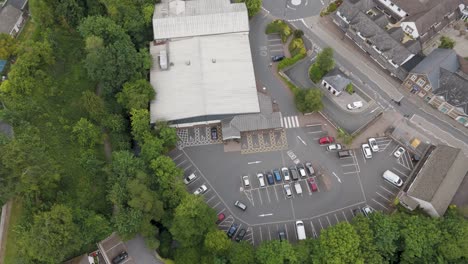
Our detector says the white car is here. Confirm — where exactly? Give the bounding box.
[183,173,197,185]
[326,143,342,151]
[362,143,372,159]
[368,138,379,152]
[281,167,291,181]
[257,173,266,187]
[347,101,363,110]
[394,147,406,158]
[284,184,292,198]
[193,184,208,195]
[242,175,250,187]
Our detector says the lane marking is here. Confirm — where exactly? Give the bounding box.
[376,192,392,202]
[372,198,389,210]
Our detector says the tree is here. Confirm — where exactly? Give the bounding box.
[154,121,178,151]
[140,133,164,163]
[116,79,155,110]
[17,204,81,263]
[113,207,144,240]
[204,229,232,254]
[72,118,101,148]
[170,195,217,247]
[352,216,382,264]
[228,241,255,264]
[315,47,335,73]
[315,222,363,264]
[130,108,150,142]
[255,239,298,264]
[81,90,106,122]
[439,36,455,49]
[437,207,468,261]
[236,0,262,17]
[0,33,17,59]
[345,83,354,94]
[368,212,399,262]
[294,88,323,113]
[174,246,201,264]
[308,63,324,83]
[149,156,186,210]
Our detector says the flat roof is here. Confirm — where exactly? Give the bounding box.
[149,32,260,123]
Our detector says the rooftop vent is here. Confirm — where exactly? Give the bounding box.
[212,59,216,63]
[185,60,191,66]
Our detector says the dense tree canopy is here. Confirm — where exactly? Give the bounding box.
[294,88,323,113]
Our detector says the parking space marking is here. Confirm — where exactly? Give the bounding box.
[310,221,318,238]
[183,164,192,171]
[384,181,402,191]
[257,189,263,205]
[326,216,332,226]
[341,163,356,167]
[206,195,216,203]
[376,192,392,202]
[290,199,296,220]
[268,225,272,241]
[392,167,409,178]
[342,211,349,223]
[372,198,389,210]
[379,185,397,195]
[273,186,279,201]
[217,207,224,214]
[389,145,400,157]
[259,226,263,242]
[172,153,183,160]
[243,190,255,207]
[318,219,324,230]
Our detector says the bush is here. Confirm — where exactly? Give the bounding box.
[337,128,354,145]
[345,83,354,94]
[294,88,323,113]
[327,2,337,13]
[293,29,304,38]
[265,20,291,43]
[278,52,306,70]
[288,37,306,57]
[308,64,325,83]
[439,36,455,49]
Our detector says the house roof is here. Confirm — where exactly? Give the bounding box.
[406,0,461,36]
[0,4,22,34]
[407,145,468,216]
[323,68,351,92]
[434,69,468,114]
[152,0,249,40]
[149,32,260,123]
[411,48,459,89]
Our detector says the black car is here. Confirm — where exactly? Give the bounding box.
[352,208,363,217]
[235,229,246,242]
[227,223,239,238]
[272,55,285,62]
[289,166,299,181]
[112,251,128,264]
[278,230,287,242]
[211,127,218,140]
[266,172,275,185]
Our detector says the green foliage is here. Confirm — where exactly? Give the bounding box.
[204,229,232,254]
[130,108,150,142]
[228,241,255,264]
[439,36,456,49]
[174,246,201,264]
[0,33,17,59]
[265,20,291,43]
[81,90,106,123]
[255,240,298,264]
[368,212,399,261]
[337,128,354,145]
[289,37,306,57]
[308,63,324,83]
[293,29,304,38]
[352,215,382,264]
[345,83,354,94]
[170,195,217,247]
[437,208,468,261]
[235,0,262,18]
[316,222,363,264]
[327,2,337,13]
[316,47,335,73]
[72,118,101,148]
[154,121,178,151]
[278,52,307,70]
[294,88,323,113]
[117,79,156,110]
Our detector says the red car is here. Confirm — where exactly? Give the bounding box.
[307,178,318,192]
[319,136,334,145]
[216,213,225,224]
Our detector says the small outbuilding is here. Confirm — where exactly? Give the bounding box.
[320,68,351,96]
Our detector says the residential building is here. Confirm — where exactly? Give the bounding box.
[400,145,468,217]
[321,68,351,96]
[0,0,28,36]
[402,48,468,126]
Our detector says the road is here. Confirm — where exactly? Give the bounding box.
[253,2,468,145]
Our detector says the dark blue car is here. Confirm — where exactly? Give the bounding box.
[273,169,282,182]
[227,223,239,238]
[266,172,275,185]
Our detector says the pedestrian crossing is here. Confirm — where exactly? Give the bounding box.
[281,116,300,128]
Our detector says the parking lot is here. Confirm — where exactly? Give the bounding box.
[170,122,416,245]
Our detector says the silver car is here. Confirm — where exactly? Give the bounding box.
[368,138,379,152]
[284,184,292,198]
[281,167,291,181]
[193,184,208,195]
[362,143,372,159]
[394,147,406,158]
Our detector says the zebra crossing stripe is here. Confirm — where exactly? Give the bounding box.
[294,116,299,127]
[280,117,284,128]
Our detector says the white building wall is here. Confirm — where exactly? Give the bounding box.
[401,22,419,39]
[409,196,440,217]
[377,0,408,18]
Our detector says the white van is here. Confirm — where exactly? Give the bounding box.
[294,182,302,195]
[383,170,403,187]
[296,221,306,240]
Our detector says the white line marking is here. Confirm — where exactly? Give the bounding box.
[342,211,349,223]
[332,172,342,183]
[326,216,332,226]
[372,198,389,210]
[318,219,324,230]
[379,185,396,195]
[294,116,299,127]
[392,167,409,178]
[376,192,392,202]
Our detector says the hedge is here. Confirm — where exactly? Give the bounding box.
[265,19,292,43]
[289,37,306,57]
[278,52,307,71]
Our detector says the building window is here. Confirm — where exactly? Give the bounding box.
[416,78,426,87]
[410,74,417,81]
[424,84,431,91]
[440,107,448,113]
[397,8,401,11]
[390,3,394,6]
[405,25,413,34]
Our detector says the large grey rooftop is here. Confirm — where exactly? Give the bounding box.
[434,69,468,114]
[411,48,459,90]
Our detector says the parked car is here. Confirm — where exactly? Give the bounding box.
[273,169,282,182]
[227,223,239,238]
[193,184,208,195]
[112,251,128,264]
[234,200,247,211]
[394,147,406,158]
[362,143,372,159]
[296,163,307,177]
[338,150,352,158]
[352,208,363,216]
[235,229,246,242]
[271,55,285,62]
[305,162,315,175]
[347,101,363,110]
[266,172,275,185]
[284,184,292,198]
[294,182,303,195]
[242,175,250,187]
[183,173,197,185]
[257,173,266,187]
[210,127,218,140]
[368,138,379,152]
[290,166,299,181]
[278,230,287,242]
[319,136,334,145]
[216,213,225,224]
[361,206,375,217]
[281,167,291,181]
[307,178,318,192]
[411,154,421,162]
[327,143,342,151]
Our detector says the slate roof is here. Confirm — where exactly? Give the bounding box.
[407,145,468,216]
[0,4,22,34]
[411,48,459,90]
[434,69,468,114]
[409,0,460,36]
[5,0,28,10]
[323,68,350,92]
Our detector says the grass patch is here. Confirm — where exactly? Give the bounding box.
[3,199,24,264]
[288,37,306,57]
